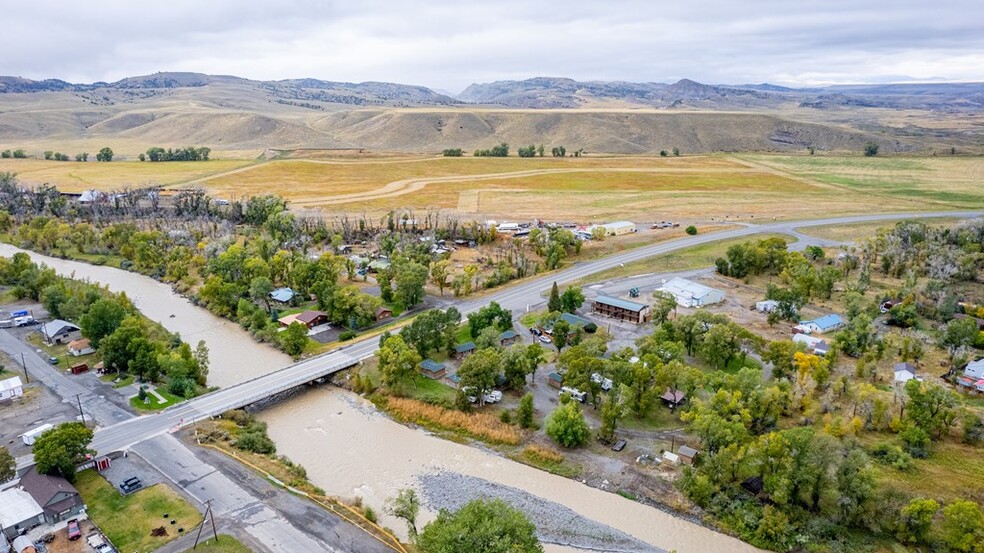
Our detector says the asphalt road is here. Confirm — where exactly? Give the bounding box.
[16,210,983,466]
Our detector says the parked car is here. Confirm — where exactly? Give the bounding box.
[48,356,59,365]
[120,476,143,494]
[67,519,81,540]
[482,390,503,404]
[611,439,627,452]
[529,327,542,336]
[538,335,552,344]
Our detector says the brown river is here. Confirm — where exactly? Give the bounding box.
[1,244,760,553]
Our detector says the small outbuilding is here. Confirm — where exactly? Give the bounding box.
[658,277,725,308]
[419,359,446,379]
[453,342,476,360]
[893,362,920,384]
[0,376,24,401]
[792,333,829,356]
[498,329,520,346]
[547,371,564,389]
[445,372,461,388]
[661,388,686,408]
[677,445,700,466]
[755,300,779,313]
[375,307,393,322]
[67,338,94,356]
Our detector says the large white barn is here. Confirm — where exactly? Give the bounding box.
[658,277,725,308]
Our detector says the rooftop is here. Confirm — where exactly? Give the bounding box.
[40,319,79,336]
[67,338,91,350]
[678,445,699,458]
[0,487,43,529]
[20,466,79,507]
[594,295,648,313]
[0,376,23,393]
[894,362,917,375]
[498,330,518,340]
[454,342,476,353]
[269,287,295,303]
[420,359,445,372]
[802,314,844,329]
[659,277,720,299]
[295,310,328,325]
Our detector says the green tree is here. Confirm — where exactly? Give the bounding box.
[394,260,428,309]
[458,348,501,404]
[685,225,698,235]
[280,322,309,357]
[651,290,677,325]
[386,488,421,541]
[99,316,148,373]
[417,498,542,553]
[559,287,585,313]
[672,147,680,156]
[546,401,590,447]
[552,320,570,352]
[598,386,624,443]
[525,343,545,382]
[517,392,536,428]
[548,281,562,313]
[0,445,14,483]
[863,142,879,157]
[79,297,129,348]
[941,500,984,553]
[430,259,451,296]
[897,498,939,545]
[32,422,94,482]
[377,334,422,390]
[249,276,275,313]
[193,340,210,386]
[96,146,114,162]
[501,344,533,389]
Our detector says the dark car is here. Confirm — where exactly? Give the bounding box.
[611,439,627,452]
[120,477,143,494]
[67,519,81,540]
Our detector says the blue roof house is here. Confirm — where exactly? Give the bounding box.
[799,314,845,334]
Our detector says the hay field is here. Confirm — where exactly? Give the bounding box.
[199,152,982,221]
[0,158,256,192]
[744,154,984,207]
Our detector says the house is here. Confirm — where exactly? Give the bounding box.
[798,314,845,334]
[19,467,85,524]
[0,376,24,400]
[269,287,296,304]
[453,342,476,359]
[658,277,725,308]
[589,221,637,236]
[67,338,94,356]
[294,310,329,329]
[661,388,686,408]
[39,320,82,345]
[964,359,984,380]
[894,362,920,384]
[419,359,446,379]
[547,371,564,389]
[77,189,106,205]
[792,333,829,356]
[277,313,300,327]
[375,307,393,322]
[755,300,779,313]
[677,445,700,466]
[0,487,45,540]
[445,372,461,388]
[498,329,520,346]
[592,295,651,324]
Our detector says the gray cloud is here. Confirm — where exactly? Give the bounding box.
[3,0,981,91]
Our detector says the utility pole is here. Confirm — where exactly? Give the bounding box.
[193,499,219,549]
[20,353,29,383]
[74,394,85,424]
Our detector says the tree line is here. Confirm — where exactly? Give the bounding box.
[140,146,211,162]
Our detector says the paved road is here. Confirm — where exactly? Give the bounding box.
[14,210,982,466]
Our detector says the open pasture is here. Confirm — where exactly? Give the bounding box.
[0,158,255,192]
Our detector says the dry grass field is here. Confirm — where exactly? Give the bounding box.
[0,158,256,192]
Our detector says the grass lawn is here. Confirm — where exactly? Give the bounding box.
[181,535,251,553]
[620,406,682,431]
[571,233,796,286]
[406,374,458,404]
[101,372,135,388]
[74,470,203,553]
[130,388,185,411]
[454,324,473,344]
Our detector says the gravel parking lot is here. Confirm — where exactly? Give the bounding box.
[0,382,81,459]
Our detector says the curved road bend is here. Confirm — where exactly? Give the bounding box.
[17,210,982,463]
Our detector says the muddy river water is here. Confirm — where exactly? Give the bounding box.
[1,244,760,553]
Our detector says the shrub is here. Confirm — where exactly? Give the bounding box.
[235,429,276,454]
[870,442,914,471]
[339,330,358,341]
[499,410,512,424]
[223,409,255,427]
[546,401,590,448]
[363,506,378,523]
[385,397,520,444]
[685,225,698,235]
[522,444,563,464]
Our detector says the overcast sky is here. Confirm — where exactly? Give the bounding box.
[3,0,981,92]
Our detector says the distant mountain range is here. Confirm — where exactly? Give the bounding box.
[0,72,981,154]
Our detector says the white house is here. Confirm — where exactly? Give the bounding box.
[756,300,779,313]
[798,314,845,334]
[793,333,829,356]
[893,362,921,384]
[658,277,725,308]
[67,338,94,356]
[0,487,45,540]
[0,376,24,400]
[964,359,984,380]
